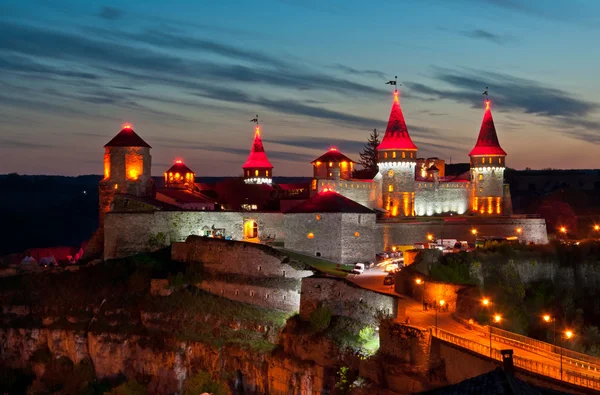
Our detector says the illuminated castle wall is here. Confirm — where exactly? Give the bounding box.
[310,93,509,218]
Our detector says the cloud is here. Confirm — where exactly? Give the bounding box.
[265,136,365,153]
[98,7,121,21]
[459,29,512,45]
[0,55,99,80]
[327,64,386,79]
[406,69,597,117]
[0,138,52,149]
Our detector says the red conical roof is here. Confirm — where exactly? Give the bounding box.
[105,125,151,148]
[469,100,506,156]
[166,159,194,175]
[377,90,418,151]
[242,125,273,169]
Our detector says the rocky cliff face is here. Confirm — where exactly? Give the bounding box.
[0,326,333,394]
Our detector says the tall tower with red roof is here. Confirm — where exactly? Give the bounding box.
[376,89,418,217]
[99,125,154,226]
[242,124,273,185]
[469,99,507,215]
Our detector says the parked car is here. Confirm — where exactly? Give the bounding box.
[365,261,375,269]
[383,274,395,285]
[384,263,399,273]
[351,263,365,274]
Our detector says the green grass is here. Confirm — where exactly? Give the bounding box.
[277,249,351,277]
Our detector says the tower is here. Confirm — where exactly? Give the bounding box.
[377,89,418,217]
[242,124,273,184]
[99,125,154,226]
[469,100,507,215]
[164,159,195,190]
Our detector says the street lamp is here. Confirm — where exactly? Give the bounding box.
[560,330,574,380]
[559,227,567,240]
[594,224,600,231]
[489,314,502,358]
[415,278,425,310]
[542,314,557,351]
[482,298,490,307]
[435,299,445,336]
[427,233,434,242]
[471,228,478,244]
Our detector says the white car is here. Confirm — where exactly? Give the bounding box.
[351,263,365,274]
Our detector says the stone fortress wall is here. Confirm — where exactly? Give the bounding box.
[378,217,548,250]
[104,211,284,260]
[315,178,377,208]
[171,236,313,312]
[414,182,470,216]
[299,276,399,325]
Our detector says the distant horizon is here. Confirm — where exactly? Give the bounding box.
[2,0,600,175]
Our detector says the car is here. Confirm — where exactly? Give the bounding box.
[351,263,365,274]
[383,274,395,285]
[384,263,399,273]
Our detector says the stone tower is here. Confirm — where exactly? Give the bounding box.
[99,125,154,226]
[164,159,195,191]
[469,100,507,215]
[377,90,418,217]
[242,124,273,184]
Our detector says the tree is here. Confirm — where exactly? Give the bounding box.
[358,129,380,174]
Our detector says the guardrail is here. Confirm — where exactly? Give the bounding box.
[491,326,600,373]
[431,327,600,391]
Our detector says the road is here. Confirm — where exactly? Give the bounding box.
[348,267,600,380]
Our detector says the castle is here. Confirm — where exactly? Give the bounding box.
[97,90,548,263]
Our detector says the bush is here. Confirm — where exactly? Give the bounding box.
[309,305,332,332]
[183,371,230,395]
[107,379,148,395]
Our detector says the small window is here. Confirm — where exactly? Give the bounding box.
[354,231,360,237]
[255,169,259,177]
[498,157,502,164]
[282,271,286,278]
[410,152,414,158]
[114,184,118,189]
[265,294,269,299]
[315,252,321,257]
[328,172,332,177]
[221,289,224,295]
[388,185,394,192]
[384,152,388,159]
[307,232,315,239]
[266,170,269,177]
[402,152,406,159]
[337,292,341,297]
[388,169,394,177]
[258,265,262,271]
[479,188,483,192]
[489,157,492,164]
[283,295,286,300]
[316,214,321,221]
[235,290,239,296]
[250,291,254,297]
[478,174,483,181]
[392,151,396,159]
[329,162,333,167]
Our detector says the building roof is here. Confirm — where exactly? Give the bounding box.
[311,148,355,164]
[378,90,418,151]
[242,125,273,169]
[419,367,570,395]
[157,188,214,204]
[469,100,507,157]
[428,165,440,172]
[105,125,151,148]
[285,190,374,214]
[166,160,194,175]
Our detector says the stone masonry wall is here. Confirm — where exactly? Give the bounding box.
[197,280,300,312]
[340,213,377,264]
[284,213,342,263]
[104,211,284,259]
[172,236,313,279]
[300,276,398,324]
[414,184,470,216]
[378,217,548,250]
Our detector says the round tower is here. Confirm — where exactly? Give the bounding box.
[469,100,507,215]
[377,90,418,217]
[242,124,273,184]
[164,159,195,190]
[99,125,154,226]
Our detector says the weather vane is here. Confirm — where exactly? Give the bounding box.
[385,76,400,91]
[482,86,489,96]
[250,114,259,124]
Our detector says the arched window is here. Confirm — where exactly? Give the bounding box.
[266,170,269,177]
[255,169,259,177]
[384,152,388,159]
[402,152,406,159]
[392,151,396,159]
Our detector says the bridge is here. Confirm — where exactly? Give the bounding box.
[350,268,600,392]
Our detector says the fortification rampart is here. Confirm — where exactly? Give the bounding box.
[104,211,284,259]
[379,217,548,250]
[299,276,398,324]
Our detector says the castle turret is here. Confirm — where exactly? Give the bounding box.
[242,124,273,184]
[469,100,507,215]
[377,90,418,217]
[99,125,154,226]
[164,159,195,190]
[311,148,354,180]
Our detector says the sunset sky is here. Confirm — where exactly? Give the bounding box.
[1,0,599,176]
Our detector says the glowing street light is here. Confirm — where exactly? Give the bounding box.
[594,224,600,232]
[560,226,567,234]
[482,298,490,307]
[560,330,575,380]
[471,229,478,235]
[426,234,434,241]
[542,314,556,348]
[415,278,425,310]
[489,314,502,358]
[435,299,446,336]
[516,227,522,234]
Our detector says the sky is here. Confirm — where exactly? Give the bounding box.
[1,0,599,176]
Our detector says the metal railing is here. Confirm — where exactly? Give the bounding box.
[491,326,600,373]
[431,327,600,391]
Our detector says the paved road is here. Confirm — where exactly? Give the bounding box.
[348,267,600,379]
